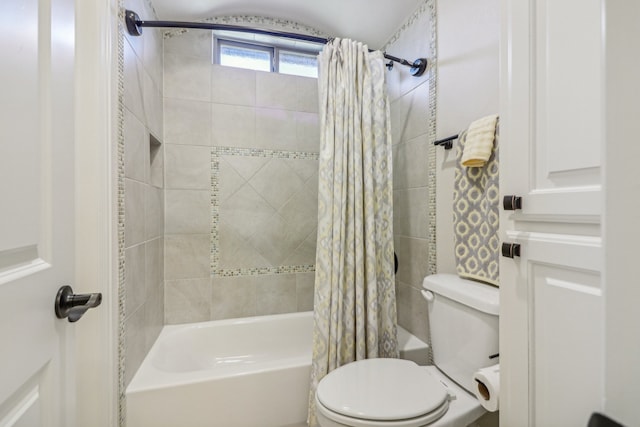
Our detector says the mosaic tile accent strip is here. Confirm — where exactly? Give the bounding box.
[425,0,438,365]
[165,15,328,39]
[426,0,438,278]
[117,4,126,426]
[217,265,316,277]
[211,146,319,277]
[212,146,320,160]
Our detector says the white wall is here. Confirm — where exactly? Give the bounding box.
[436,0,500,274]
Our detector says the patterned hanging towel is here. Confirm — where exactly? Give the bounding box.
[452,119,499,286]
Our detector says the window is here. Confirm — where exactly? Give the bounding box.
[278,50,318,78]
[215,37,320,78]
[218,40,273,72]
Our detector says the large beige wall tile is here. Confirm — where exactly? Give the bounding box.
[393,187,429,239]
[296,77,319,113]
[211,276,257,320]
[125,178,146,247]
[211,65,256,106]
[164,98,212,146]
[165,144,211,189]
[279,190,317,236]
[394,236,430,288]
[255,274,297,315]
[125,243,146,316]
[282,230,317,266]
[165,278,211,324]
[393,134,430,190]
[124,38,145,123]
[124,108,148,182]
[164,54,212,102]
[124,305,147,386]
[221,155,269,181]
[164,30,211,60]
[286,158,318,181]
[218,220,271,269]
[221,184,276,242]
[149,141,163,188]
[256,71,299,110]
[251,215,305,266]
[165,189,211,234]
[217,158,245,202]
[395,281,430,343]
[248,159,304,208]
[296,273,315,311]
[165,234,210,280]
[295,112,320,152]
[144,288,164,350]
[145,185,163,240]
[145,237,164,299]
[142,27,163,87]
[391,82,430,144]
[144,72,163,138]
[255,108,297,150]
[211,104,255,147]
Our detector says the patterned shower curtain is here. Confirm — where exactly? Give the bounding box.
[307,38,398,426]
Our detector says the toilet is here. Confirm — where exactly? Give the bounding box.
[315,274,499,427]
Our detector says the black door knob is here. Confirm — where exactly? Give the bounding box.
[55,285,102,322]
[503,195,523,210]
[502,242,521,258]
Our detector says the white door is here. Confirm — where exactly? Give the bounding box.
[499,0,604,425]
[0,0,77,425]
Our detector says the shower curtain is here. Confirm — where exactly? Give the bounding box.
[308,38,398,425]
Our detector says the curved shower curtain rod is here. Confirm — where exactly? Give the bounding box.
[124,10,428,77]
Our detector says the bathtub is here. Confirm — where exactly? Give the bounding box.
[126,311,429,427]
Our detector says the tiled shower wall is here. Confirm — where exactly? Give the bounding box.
[122,0,165,387]
[385,4,435,344]
[163,30,319,324]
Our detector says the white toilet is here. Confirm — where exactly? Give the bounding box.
[315,274,499,427]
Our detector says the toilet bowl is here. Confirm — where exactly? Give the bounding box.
[315,274,499,427]
[315,359,485,427]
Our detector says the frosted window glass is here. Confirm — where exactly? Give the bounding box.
[220,44,272,72]
[278,51,318,78]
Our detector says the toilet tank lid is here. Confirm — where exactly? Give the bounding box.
[422,274,499,315]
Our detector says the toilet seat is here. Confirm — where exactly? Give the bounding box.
[316,359,451,427]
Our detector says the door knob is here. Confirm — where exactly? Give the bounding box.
[501,242,521,258]
[503,195,522,210]
[55,285,102,322]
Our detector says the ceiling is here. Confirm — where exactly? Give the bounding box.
[148,0,424,49]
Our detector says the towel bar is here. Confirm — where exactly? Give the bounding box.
[433,134,458,150]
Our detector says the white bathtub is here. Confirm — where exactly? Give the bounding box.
[126,311,429,427]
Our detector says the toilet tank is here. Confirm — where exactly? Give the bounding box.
[422,274,499,393]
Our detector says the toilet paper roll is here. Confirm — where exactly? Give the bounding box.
[472,364,500,412]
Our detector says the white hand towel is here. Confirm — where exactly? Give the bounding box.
[461,114,498,167]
